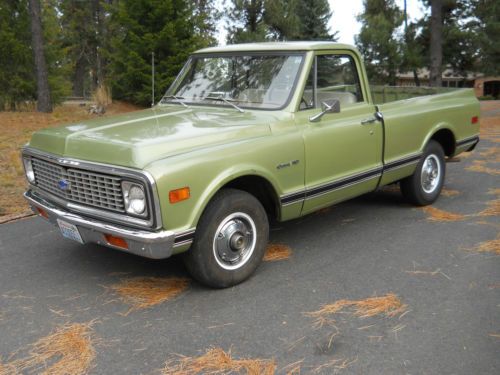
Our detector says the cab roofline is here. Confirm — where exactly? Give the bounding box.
[193,41,357,54]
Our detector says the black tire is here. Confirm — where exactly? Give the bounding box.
[183,189,269,288]
[400,140,446,206]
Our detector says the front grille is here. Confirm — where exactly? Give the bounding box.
[31,158,125,213]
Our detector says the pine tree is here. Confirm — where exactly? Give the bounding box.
[106,0,217,106]
[418,1,480,84]
[0,0,35,110]
[429,0,443,87]
[29,0,52,112]
[474,0,500,75]
[264,0,300,40]
[226,0,268,43]
[295,0,336,40]
[355,0,404,85]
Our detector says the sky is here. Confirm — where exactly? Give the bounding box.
[217,0,426,46]
[330,0,426,45]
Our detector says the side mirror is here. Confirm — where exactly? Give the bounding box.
[309,99,341,122]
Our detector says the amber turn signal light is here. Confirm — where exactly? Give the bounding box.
[169,187,190,204]
[104,234,128,249]
[36,207,49,219]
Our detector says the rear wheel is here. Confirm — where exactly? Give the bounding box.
[183,189,269,288]
[400,140,445,206]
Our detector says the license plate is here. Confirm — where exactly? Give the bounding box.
[57,219,84,244]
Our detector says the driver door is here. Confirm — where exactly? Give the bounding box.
[296,53,383,214]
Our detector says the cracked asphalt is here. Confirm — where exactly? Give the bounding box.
[0,107,498,374]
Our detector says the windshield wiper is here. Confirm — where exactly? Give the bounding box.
[161,95,189,108]
[203,95,244,113]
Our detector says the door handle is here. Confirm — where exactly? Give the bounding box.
[361,117,377,125]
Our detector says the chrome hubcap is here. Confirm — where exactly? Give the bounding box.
[213,212,256,270]
[421,154,441,194]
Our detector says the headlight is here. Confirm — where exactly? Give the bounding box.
[122,181,147,217]
[23,157,35,183]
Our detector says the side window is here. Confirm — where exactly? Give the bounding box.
[299,64,315,110]
[316,55,363,107]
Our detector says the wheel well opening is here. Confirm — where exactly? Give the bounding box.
[431,129,455,157]
[222,176,279,221]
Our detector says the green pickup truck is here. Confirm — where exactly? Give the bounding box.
[22,42,480,287]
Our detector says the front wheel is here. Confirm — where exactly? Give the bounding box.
[400,140,445,206]
[183,189,269,288]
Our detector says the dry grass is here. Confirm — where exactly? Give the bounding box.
[0,101,142,217]
[0,322,96,375]
[440,188,460,197]
[109,276,189,313]
[420,206,466,222]
[306,293,407,328]
[161,348,276,375]
[92,84,112,107]
[263,243,292,262]
[465,160,500,176]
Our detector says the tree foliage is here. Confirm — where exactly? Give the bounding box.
[0,0,35,109]
[1,0,499,110]
[226,0,336,43]
[106,0,218,106]
[355,0,404,85]
[473,0,500,75]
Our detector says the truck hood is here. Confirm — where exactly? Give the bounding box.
[29,105,275,168]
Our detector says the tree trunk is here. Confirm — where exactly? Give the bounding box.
[413,70,421,86]
[429,0,443,87]
[92,0,105,87]
[73,55,87,97]
[28,0,52,112]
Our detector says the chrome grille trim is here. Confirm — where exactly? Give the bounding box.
[22,147,162,230]
[31,158,126,213]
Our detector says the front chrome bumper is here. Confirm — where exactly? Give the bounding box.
[24,189,176,259]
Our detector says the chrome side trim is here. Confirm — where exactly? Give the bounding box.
[279,153,423,207]
[22,147,162,230]
[456,135,479,147]
[280,166,383,206]
[173,229,196,248]
[383,152,422,172]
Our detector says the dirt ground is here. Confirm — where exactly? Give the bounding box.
[0,102,142,221]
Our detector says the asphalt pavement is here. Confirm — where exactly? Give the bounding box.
[0,130,498,374]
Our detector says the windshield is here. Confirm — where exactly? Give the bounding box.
[161,53,305,110]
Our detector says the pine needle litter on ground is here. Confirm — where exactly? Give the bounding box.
[479,147,500,162]
[488,188,500,196]
[161,348,276,375]
[440,188,460,197]
[306,293,408,328]
[263,243,292,262]
[465,160,500,176]
[311,357,358,374]
[467,235,500,255]
[0,322,96,375]
[475,199,500,217]
[405,268,451,280]
[109,276,189,313]
[420,206,465,222]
